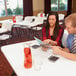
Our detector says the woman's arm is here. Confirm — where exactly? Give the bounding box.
[56,26,64,46]
[49,40,57,46]
[43,39,57,46]
[42,27,47,40]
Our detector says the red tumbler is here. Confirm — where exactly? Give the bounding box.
[40,13,43,17]
[13,16,16,23]
[24,47,32,68]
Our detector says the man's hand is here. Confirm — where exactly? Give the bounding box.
[51,46,62,55]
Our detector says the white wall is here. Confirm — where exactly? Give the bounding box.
[33,0,44,15]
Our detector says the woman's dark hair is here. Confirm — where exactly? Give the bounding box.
[45,11,59,40]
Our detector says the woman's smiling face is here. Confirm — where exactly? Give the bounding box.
[48,15,56,27]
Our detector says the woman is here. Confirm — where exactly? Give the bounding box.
[42,11,64,47]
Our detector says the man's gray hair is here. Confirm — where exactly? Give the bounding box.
[65,13,76,27]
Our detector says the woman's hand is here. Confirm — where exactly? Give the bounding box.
[41,39,50,51]
[43,39,57,46]
[43,39,51,44]
[49,40,57,46]
[41,46,48,52]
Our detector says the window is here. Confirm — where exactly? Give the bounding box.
[0,0,23,17]
[51,0,68,11]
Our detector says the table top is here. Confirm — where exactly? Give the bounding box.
[1,40,76,76]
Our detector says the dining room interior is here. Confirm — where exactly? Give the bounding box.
[0,0,76,76]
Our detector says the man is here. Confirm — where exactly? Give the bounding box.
[51,13,76,61]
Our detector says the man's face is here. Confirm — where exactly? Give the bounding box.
[65,21,76,34]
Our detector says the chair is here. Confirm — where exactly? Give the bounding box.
[30,17,43,31]
[61,29,69,47]
[37,12,46,22]
[58,14,65,25]
[23,16,36,24]
[22,16,44,39]
[16,15,23,22]
[37,12,45,17]
[23,16,43,31]
[23,16,43,39]
[46,13,48,17]
[31,23,44,40]
[0,22,13,46]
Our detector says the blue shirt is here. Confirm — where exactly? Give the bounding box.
[67,34,74,53]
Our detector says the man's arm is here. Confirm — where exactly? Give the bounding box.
[58,49,76,61]
[51,46,76,61]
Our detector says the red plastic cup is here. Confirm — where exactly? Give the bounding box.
[40,13,43,17]
[13,16,16,23]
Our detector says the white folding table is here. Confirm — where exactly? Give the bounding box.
[1,40,76,76]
